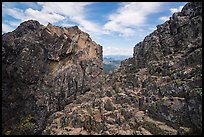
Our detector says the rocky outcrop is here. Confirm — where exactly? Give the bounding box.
[2,20,103,135]
[132,2,202,133]
[118,2,202,134]
[2,2,202,135]
[42,2,202,135]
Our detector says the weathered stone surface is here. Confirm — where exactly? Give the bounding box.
[2,20,103,135]
[122,2,202,134]
[139,127,152,135]
[2,2,202,135]
[103,97,116,111]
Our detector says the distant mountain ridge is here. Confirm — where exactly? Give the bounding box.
[103,55,131,73]
[104,55,131,60]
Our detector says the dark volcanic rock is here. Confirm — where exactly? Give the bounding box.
[2,20,103,135]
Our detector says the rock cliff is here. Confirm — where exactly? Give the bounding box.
[2,2,202,135]
[2,20,103,135]
[41,2,202,135]
[125,2,202,132]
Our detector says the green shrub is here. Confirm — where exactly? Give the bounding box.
[175,79,184,86]
[19,114,34,129]
[4,129,12,135]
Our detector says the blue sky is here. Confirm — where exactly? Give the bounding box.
[2,2,187,56]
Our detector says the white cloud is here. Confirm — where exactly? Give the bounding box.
[170,5,184,14]
[3,2,163,37]
[104,2,163,37]
[19,2,39,8]
[159,16,170,22]
[159,5,184,23]
[5,7,65,25]
[9,21,20,27]
[37,2,105,34]
[3,2,105,35]
[60,23,76,28]
[3,20,21,27]
[25,8,65,25]
[2,23,15,33]
[72,16,103,34]
[6,8,27,20]
[8,21,21,27]
[103,46,133,56]
[38,2,93,17]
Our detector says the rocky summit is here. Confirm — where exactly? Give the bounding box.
[2,20,103,135]
[2,2,202,135]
